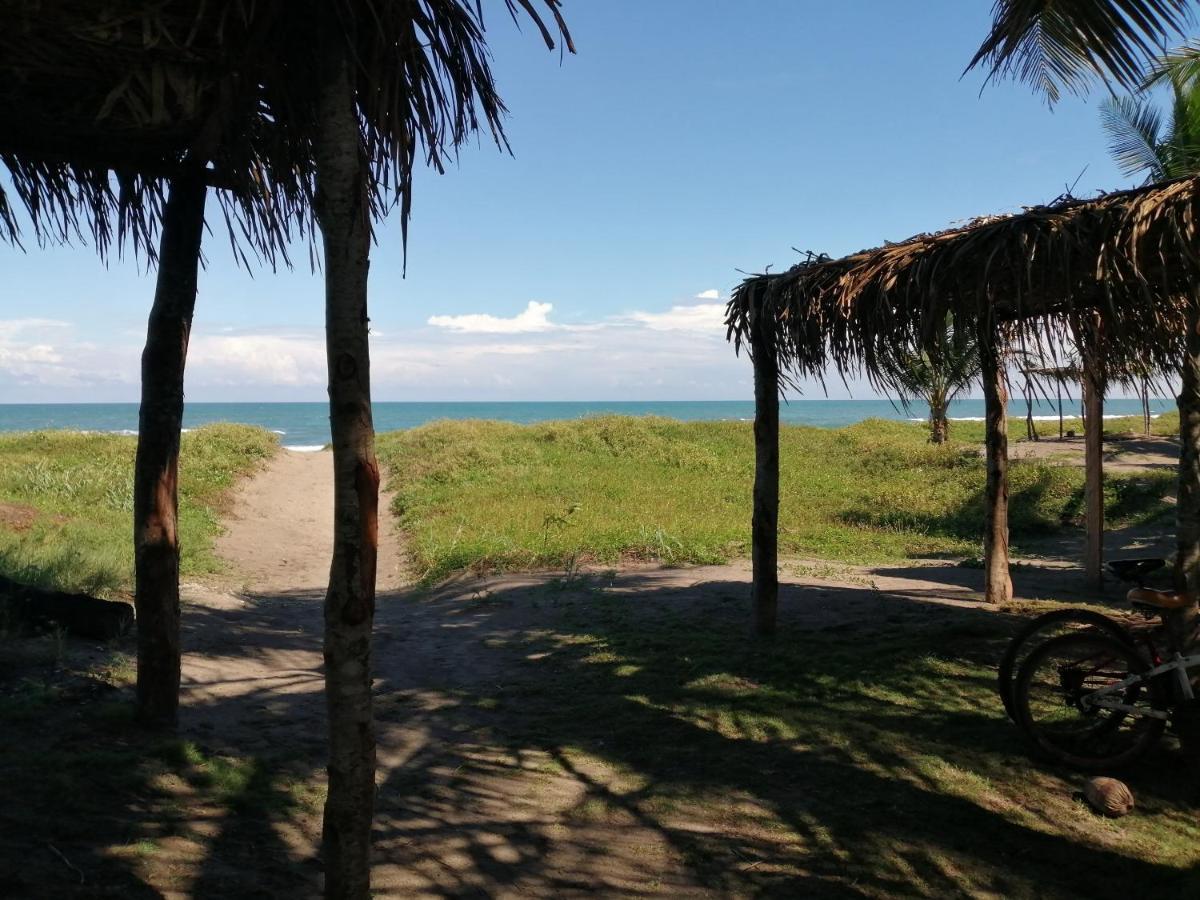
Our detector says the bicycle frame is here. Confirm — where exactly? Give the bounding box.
[1080,651,1200,720]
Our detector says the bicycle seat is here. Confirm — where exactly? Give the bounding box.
[1128,587,1196,611]
[1109,558,1166,583]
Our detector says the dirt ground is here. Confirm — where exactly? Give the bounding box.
[6,447,1195,897]
[1008,433,1179,473]
[170,450,1173,896]
[185,452,1011,896]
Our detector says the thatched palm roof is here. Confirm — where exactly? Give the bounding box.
[0,1,571,259]
[726,176,1199,387]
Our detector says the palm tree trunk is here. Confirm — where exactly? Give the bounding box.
[133,166,207,726]
[313,28,378,900]
[929,397,948,444]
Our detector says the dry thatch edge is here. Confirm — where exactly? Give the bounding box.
[0,1,572,265]
[726,176,1200,391]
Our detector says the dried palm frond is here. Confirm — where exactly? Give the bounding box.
[726,177,1198,390]
[0,1,572,265]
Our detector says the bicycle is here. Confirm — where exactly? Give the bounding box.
[1003,557,1200,770]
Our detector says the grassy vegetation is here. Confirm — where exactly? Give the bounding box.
[0,424,277,595]
[377,415,1177,580]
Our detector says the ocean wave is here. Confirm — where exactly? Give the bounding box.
[104,427,195,435]
[271,429,287,435]
[285,444,326,453]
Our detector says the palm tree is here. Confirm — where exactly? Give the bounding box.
[878,317,980,444]
[968,1,1192,104]
[1101,68,1200,181]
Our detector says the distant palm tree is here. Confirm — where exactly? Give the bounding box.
[879,318,980,444]
[1100,65,1200,181]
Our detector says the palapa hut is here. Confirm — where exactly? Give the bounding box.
[0,2,301,725]
[726,176,1199,635]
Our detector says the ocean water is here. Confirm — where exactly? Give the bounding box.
[0,398,1173,450]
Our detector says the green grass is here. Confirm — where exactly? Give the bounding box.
[0,424,277,595]
[377,415,1176,580]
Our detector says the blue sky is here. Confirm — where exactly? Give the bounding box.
[0,1,1141,403]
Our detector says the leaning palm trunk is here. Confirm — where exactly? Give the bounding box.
[133,166,207,725]
[313,29,379,900]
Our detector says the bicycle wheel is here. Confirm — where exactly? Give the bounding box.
[1014,631,1167,771]
[997,609,1133,722]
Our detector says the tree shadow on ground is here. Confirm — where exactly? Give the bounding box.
[4,569,1200,897]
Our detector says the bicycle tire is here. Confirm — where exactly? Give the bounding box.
[1014,631,1167,771]
[997,609,1134,723]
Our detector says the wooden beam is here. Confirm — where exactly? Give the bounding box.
[1083,354,1105,590]
[979,330,1012,604]
[750,299,780,637]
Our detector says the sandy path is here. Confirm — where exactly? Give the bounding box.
[214,448,405,593]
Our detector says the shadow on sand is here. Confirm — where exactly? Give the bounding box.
[4,566,1200,897]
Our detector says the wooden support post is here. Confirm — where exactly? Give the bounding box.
[750,299,779,637]
[133,167,207,726]
[1083,354,1105,590]
[1176,301,1200,603]
[979,330,1012,604]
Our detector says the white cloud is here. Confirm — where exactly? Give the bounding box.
[0,318,71,338]
[428,300,557,334]
[695,289,720,300]
[624,303,726,334]
[188,334,327,386]
[0,292,761,402]
[0,318,129,390]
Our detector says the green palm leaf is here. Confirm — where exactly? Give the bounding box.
[1143,38,1200,88]
[968,0,1192,104]
[1100,94,1168,179]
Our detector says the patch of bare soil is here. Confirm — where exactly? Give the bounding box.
[0,500,37,532]
[1008,434,1179,472]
